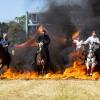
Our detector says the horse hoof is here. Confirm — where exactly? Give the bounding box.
[90,73,92,76]
[87,74,90,76]
[0,69,4,75]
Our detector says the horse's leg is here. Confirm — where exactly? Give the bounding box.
[90,67,93,76]
[86,63,90,76]
[0,64,3,69]
[82,52,87,65]
[37,66,41,75]
[6,61,10,69]
[0,58,3,69]
[0,64,5,74]
[42,65,45,74]
[87,68,90,76]
[90,65,95,76]
[4,52,11,70]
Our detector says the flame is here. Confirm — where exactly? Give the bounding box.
[0,61,100,80]
[72,30,80,40]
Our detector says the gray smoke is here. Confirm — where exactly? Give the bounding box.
[40,1,77,68]
[39,0,94,67]
[81,0,100,38]
[11,0,100,72]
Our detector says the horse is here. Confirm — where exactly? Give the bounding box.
[69,42,86,65]
[85,42,97,76]
[0,44,11,73]
[35,42,47,74]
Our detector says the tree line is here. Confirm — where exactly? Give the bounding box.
[0,16,26,45]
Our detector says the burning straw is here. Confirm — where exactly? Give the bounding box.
[0,61,100,80]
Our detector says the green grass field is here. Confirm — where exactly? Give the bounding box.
[0,80,99,100]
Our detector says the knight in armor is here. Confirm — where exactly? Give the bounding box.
[84,30,100,62]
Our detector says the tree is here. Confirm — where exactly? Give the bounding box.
[8,20,26,45]
[0,22,9,35]
[15,16,26,31]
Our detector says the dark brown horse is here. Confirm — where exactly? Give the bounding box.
[35,42,47,74]
[69,44,86,65]
[0,44,11,72]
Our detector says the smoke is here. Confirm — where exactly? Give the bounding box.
[11,0,85,71]
[40,0,98,67]
[39,1,77,68]
[24,0,48,12]
[11,0,100,72]
[90,0,100,17]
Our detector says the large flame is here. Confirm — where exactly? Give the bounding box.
[0,61,100,80]
[72,30,80,40]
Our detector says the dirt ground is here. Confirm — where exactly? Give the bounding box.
[0,80,99,100]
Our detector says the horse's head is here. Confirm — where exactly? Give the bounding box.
[89,42,95,51]
[38,42,44,52]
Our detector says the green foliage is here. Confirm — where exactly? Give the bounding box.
[7,16,26,45]
[15,16,26,30]
[8,21,23,34]
[0,22,9,34]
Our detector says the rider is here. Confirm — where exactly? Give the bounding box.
[72,30,84,51]
[84,30,100,62]
[34,25,50,68]
[0,33,10,52]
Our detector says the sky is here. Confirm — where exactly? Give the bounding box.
[0,0,47,22]
[0,0,83,22]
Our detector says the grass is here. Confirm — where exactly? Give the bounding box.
[0,80,99,100]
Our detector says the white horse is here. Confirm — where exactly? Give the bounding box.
[73,40,85,51]
[85,42,97,76]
